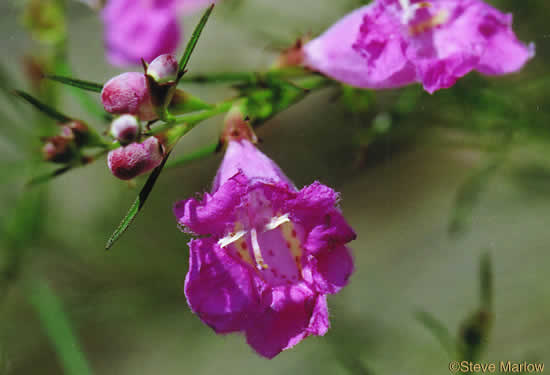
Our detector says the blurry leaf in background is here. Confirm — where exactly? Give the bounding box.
[457,253,493,362]
[341,85,375,114]
[20,0,66,45]
[510,163,550,198]
[29,281,93,375]
[415,311,455,357]
[0,188,46,300]
[448,157,504,237]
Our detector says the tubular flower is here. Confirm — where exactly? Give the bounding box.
[303,0,534,93]
[102,0,216,66]
[173,139,356,358]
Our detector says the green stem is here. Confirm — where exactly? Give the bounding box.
[146,99,238,136]
[178,67,311,85]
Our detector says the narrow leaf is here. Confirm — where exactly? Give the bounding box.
[105,151,172,250]
[166,142,219,168]
[30,282,93,375]
[45,75,104,93]
[177,4,215,77]
[479,252,493,310]
[13,90,72,123]
[27,165,73,186]
[415,310,456,357]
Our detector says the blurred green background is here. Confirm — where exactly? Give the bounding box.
[1,0,549,374]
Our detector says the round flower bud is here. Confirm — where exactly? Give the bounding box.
[107,137,164,180]
[147,54,178,84]
[101,72,156,121]
[110,114,141,145]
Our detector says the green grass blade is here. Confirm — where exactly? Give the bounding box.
[479,252,493,311]
[415,310,456,357]
[27,165,73,186]
[13,90,72,123]
[30,281,93,375]
[177,4,215,77]
[45,75,103,93]
[105,151,172,250]
[166,142,218,168]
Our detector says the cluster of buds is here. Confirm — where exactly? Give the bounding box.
[42,121,93,164]
[100,54,183,180]
[100,53,213,181]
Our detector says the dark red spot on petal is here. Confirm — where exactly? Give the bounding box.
[291,229,297,238]
[241,242,248,250]
[268,250,274,256]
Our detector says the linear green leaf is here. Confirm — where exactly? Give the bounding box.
[177,4,215,77]
[105,151,172,250]
[13,90,72,123]
[30,282,93,375]
[166,142,219,168]
[45,75,104,93]
[479,252,493,310]
[27,165,73,186]
[415,310,456,357]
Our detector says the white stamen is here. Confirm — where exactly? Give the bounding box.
[264,213,290,231]
[250,228,268,270]
[218,230,247,248]
[399,0,433,24]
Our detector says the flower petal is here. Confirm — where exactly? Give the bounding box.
[303,245,354,294]
[475,9,534,75]
[212,140,293,193]
[302,209,357,254]
[185,238,262,334]
[245,283,318,358]
[102,0,181,66]
[174,173,248,236]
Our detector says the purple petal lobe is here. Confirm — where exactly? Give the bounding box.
[185,238,262,333]
[306,0,534,93]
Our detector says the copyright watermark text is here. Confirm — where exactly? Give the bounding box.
[449,361,544,373]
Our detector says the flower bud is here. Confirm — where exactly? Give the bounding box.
[221,105,257,145]
[147,54,179,84]
[110,114,140,145]
[42,127,76,163]
[65,120,90,146]
[272,37,308,69]
[101,72,156,121]
[107,137,164,180]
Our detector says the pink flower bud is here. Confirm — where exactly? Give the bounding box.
[110,114,140,145]
[101,72,156,121]
[42,127,75,163]
[147,54,179,84]
[107,137,164,180]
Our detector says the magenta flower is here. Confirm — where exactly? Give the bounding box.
[102,0,215,67]
[303,0,534,93]
[173,139,356,358]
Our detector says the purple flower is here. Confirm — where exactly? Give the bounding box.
[303,0,534,93]
[173,139,356,358]
[102,0,215,67]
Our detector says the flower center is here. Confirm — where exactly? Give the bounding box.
[398,0,450,35]
[218,213,304,286]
